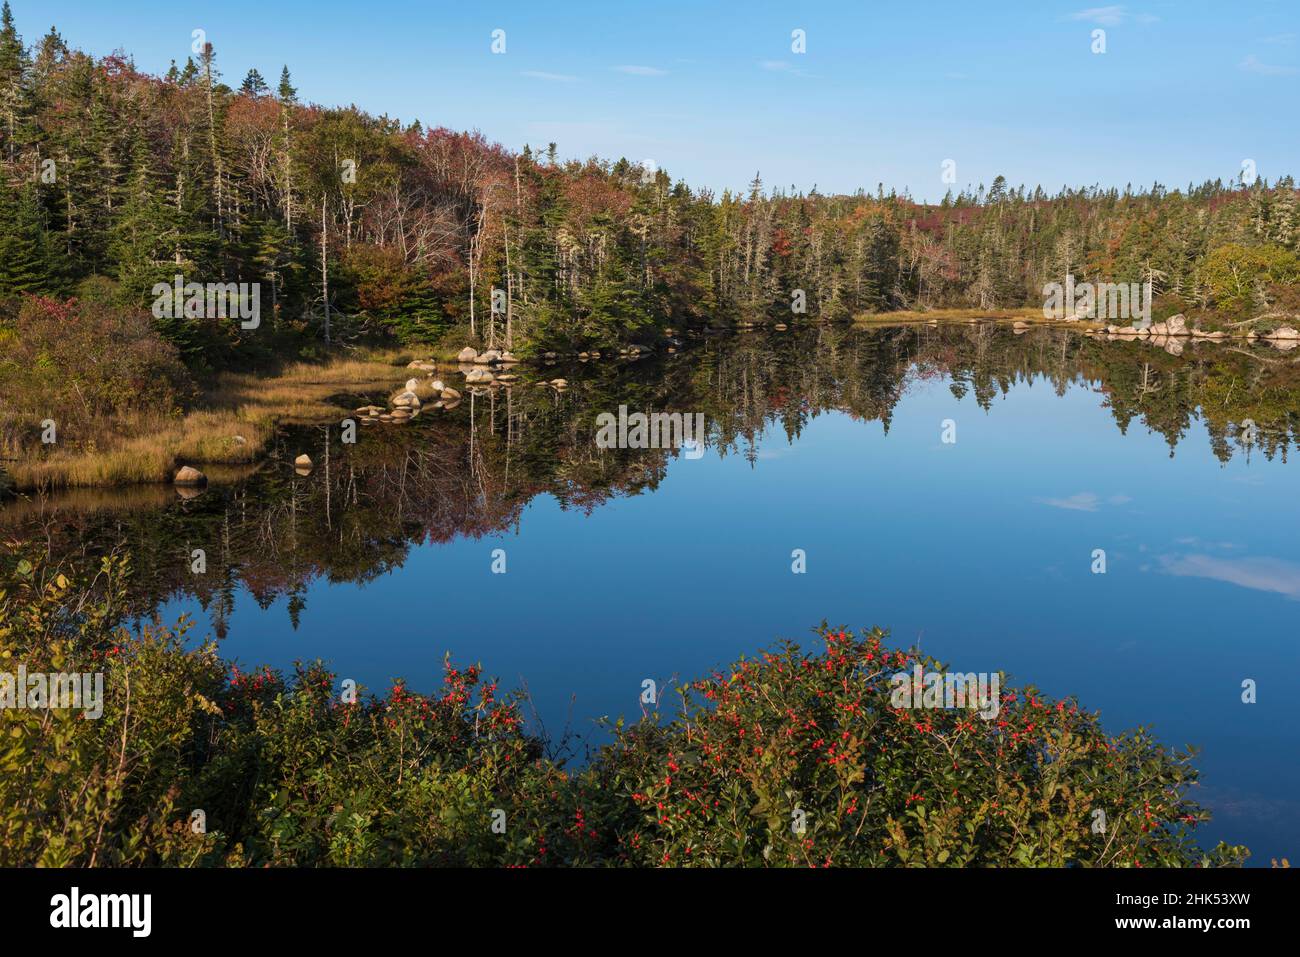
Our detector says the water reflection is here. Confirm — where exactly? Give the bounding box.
[5,320,1299,861]
[4,322,1297,627]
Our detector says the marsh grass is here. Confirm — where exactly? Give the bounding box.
[853,307,1042,323]
[4,348,418,491]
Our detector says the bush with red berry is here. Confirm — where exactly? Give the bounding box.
[1,549,1248,867]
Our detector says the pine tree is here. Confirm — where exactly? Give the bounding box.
[0,1,34,163]
[0,179,52,295]
[109,129,176,315]
[239,67,268,97]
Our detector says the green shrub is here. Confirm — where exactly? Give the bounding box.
[0,548,1248,868]
[597,626,1247,867]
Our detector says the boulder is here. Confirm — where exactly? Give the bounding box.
[430,379,446,393]
[294,454,313,469]
[499,351,520,364]
[1268,326,1299,340]
[464,367,494,384]
[475,349,502,365]
[1166,314,1188,335]
[457,347,478,363]
[405,378,421,392]
[440,387,461,401]
[174,465,207,486]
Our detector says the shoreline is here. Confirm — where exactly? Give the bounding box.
[4,312,1296,498]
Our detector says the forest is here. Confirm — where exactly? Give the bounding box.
[1,1,1298,373]
[2,2,1293,880]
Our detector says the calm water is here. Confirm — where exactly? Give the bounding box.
[7,322,1299,863]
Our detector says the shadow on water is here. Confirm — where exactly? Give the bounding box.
[3,321,1297,632]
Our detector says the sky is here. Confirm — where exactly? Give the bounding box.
[17,0,1300,201]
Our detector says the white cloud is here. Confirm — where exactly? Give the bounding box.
[520,70,579,83]
[1039,492,1101,511]
[1239,54,1298,76]
[759,60,812,78]
[1036,491,1131,512]
[1069,6,1158,26]
[615,65,667,76]
[1070,6,1128,26]
[1160,554,1300,599]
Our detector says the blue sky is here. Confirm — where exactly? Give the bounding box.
[18,1,1300,200]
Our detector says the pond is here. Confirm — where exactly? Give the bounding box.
[5,321,1298,864]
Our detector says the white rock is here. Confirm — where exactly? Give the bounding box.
[174,465,207,486]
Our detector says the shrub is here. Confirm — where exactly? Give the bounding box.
[599,626,1247,867]
[0,549,1248,868]
[1200,243,1300,319]
[0,294,195,461]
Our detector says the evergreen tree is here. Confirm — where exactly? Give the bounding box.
[239,67,268,97]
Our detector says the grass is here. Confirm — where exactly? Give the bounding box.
[4,347,421,492]
[853,307,1043,323]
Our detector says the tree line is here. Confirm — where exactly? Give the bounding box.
[1,2,1298,368]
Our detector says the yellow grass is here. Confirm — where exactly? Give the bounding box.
[5,348,420,491]
[853,307,1043,323]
